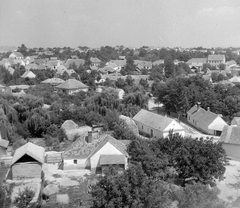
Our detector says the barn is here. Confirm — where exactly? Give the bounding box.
[11,142,45,180]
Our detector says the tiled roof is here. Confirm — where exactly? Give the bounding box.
[56,79,88,90]
[208,55,225,61]
[0,138,9,148]
[87,135,129,159]
[11,52,24,58]
[11,142,45,165]
[90,57,101,63]
[187,105,199,115]
[133,109,183,131]
[229,76,240,83]
[219,126,240,145]
[41,78,65,85]
[65,59,85,68]
[21,71,36,78]
[100,155,126,165]
[63,134,110,159]
[152,59,164,65]
[187,58,207,64]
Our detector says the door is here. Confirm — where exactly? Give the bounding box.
[151,129,153,137]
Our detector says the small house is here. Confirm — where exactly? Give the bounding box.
[133,109,185,138]
[207,55,225,66]
[63,133,129,173]
[90,57,101,67]
[187,104,228,136]
[11,142,45,180]
[56,79,89,95]
[219,126,240,159]
[9,52,24,59]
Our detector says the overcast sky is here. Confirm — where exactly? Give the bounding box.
[1,0,240,48]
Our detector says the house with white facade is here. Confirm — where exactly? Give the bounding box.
[133,109,185,138]
[207,55,225,66]
[9,52,24,59]
[187,104,228,136]
[62,132,129,173]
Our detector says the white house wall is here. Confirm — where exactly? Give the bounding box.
[89,142,127,170]
[135,120,185,139]
[63,158,87,170]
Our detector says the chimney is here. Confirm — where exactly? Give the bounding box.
[86,131,93,143]
[196,102,201,110]
[207,107,210,111]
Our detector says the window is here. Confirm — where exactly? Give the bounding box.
[73,159,77,164]
[142,126,143,129]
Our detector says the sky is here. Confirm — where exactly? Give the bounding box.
[1,0,240,48]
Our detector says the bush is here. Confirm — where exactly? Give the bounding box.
[14,187,35,208]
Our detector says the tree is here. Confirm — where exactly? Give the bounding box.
[219,63,226,71]
[91,164,150,208]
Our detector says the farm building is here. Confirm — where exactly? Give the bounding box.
[11,142,45,180]
[63,132,129,173]
[133,109,185,138]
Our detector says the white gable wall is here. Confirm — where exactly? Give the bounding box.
[208,117,228,131]
[89,142,127,170]
[135,120,185,139]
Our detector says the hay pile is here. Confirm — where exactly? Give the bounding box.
[119,115,139,136]
[61,120,92,141]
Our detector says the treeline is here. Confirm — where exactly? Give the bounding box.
[153,75,240,123]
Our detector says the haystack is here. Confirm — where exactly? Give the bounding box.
[119,115,139,136]
[61,120,92,141]
[42,184,59,196]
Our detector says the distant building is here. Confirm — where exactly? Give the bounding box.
[187,58,207,71]
[90,57,101,67]
[9,52,24,59]
[21,71,36,79]
[207,55,225,66]
[56,79,89,95]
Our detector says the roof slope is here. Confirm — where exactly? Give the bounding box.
[41,77,65,85]
[191,108,219,127]
[63,134,121,159]
[0,138,9,148]
[21,71,36,78]
[208,55,225,61]
[100,155,125,165]
[229,76,240,83]
[11,142,45,165]
[133,109,177,131]
[219,126,240,145]
[232,117,240,126]
[87,135,129,159]
[187,58,207,64]
[56,79,88,90]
